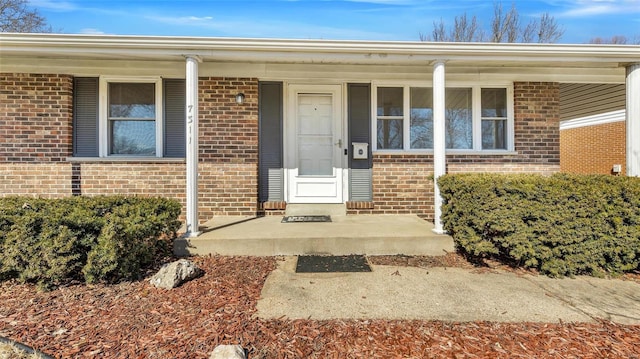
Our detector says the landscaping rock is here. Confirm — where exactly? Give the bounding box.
[150,259,203,289]
[209,344,245,359]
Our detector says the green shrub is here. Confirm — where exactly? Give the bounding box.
[84,198,181,283]
[0,196,181,289]
[439,173,640,277]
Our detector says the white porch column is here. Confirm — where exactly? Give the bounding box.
[627,63,640,177]
[432,61,446,234]
[185,56,202,237]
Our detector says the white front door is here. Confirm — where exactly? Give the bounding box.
[286,84,344,203]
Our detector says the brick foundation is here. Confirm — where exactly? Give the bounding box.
[365,154,435,218]
[0,163,72,197]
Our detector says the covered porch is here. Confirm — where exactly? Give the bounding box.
[174,214,454,256]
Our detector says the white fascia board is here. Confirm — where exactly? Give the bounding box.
[559,109,626,130]
[1,33,640,66]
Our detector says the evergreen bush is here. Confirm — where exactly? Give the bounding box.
[438,173,640,277]
[0,196,181,289]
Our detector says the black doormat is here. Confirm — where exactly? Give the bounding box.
[296,255,372,273]
[281,215,332,223]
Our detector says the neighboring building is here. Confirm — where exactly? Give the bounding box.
[1,34,639,236]
[560,84,627,175]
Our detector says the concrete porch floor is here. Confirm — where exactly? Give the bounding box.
[174,215,455,256]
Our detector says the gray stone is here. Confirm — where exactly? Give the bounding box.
[150,259,203,289]
[209,345,245,359]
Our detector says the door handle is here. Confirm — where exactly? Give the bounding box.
[335,139,342,148]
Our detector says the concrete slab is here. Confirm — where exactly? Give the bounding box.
[175,215,454,256]
[255,257,640,324]
[526,275,640,324]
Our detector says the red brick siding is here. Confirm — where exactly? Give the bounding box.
[0,73,73,162]
[354,82,561,217]
[2,75,560,220]
[0,74,260,220]
[0,163,72,197]
[72,162,185,196]
[513,82,560,166]
[368,154,434,218]
[198,77,259,216]
[446,82,560,168]
[199,78,258,163]
[560,121,626,175]
[198,163,258,217]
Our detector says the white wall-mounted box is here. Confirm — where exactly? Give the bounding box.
[613,164,622,173]
[352,142,368,160]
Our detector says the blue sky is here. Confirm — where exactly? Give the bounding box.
[31,0,640,43]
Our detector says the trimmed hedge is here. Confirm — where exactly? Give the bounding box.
[439,173,640,277]
[0,196,181,289]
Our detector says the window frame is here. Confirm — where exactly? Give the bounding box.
[371,82,514,154]
[375,86,405,150]
[98,76,163,158]
[479,88,509,150]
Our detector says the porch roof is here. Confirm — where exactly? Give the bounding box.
[1,33,639,69]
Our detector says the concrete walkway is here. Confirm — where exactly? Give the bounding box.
[175,215,454,256]
[256,257,640,324]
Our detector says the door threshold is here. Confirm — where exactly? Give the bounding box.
[285,203,346,216]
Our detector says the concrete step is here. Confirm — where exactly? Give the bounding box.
[174,215,455,257]
[285,204,347,216]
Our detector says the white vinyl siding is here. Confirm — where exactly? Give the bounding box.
[560,83,626,121]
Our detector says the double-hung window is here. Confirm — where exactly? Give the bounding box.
[374,84,513,152]
[100,77,162,157]
[73,76,185,159]
[376,87,404,149]
[480,88,508,150]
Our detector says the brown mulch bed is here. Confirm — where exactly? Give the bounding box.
[368,252,477,269]
[1,255,639,358]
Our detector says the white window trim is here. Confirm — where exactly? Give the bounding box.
[371,82,514,154]
[98,76,163,158]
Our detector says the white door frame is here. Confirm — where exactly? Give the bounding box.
[284,84,346,203]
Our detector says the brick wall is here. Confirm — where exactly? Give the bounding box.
[513,82,560,166]
[198,77,259,216]
[369,154,434,218]
[560,121,626,175]
[356,82,561,217]
[199,78,259,164]
[0,163,72,197]
[0,74,260,221]
[1,74,560,220]
[0,73,73,162]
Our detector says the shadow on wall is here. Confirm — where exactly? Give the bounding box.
[72,162,82,196]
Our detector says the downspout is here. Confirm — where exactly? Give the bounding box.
[432,61,446,234]
[627,63,640,177]
[185,55,202,237]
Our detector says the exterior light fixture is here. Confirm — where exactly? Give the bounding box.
[235,93,245,104]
